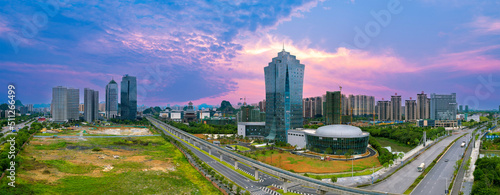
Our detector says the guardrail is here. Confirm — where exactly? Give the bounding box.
[147,116,397,195]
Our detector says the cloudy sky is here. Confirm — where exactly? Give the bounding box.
[1,0,499,109]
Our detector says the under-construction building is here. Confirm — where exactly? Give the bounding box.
[323,91,342,125]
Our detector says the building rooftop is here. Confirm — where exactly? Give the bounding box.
[315,125,365,137]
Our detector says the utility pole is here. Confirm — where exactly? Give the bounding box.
[352,158,354,177]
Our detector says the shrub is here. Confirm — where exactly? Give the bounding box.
[92,147,102,152]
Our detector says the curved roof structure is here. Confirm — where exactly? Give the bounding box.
[312,125,367,138]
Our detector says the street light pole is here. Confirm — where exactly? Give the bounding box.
[352,158,354,177]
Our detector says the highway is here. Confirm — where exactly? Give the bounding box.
[147,116,393,195]
[411,135,469,195]
[1,119,33,138]
[412,128,479,195]
[150,117,346,195]
[364,128,472,194]
[150,119,273,195]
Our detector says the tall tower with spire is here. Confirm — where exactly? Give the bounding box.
[106,78,119,119]
[264,49,305,143]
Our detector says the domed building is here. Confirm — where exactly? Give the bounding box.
[287,125,369,155]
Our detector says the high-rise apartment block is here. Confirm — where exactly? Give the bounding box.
[303,96,322,118]
[405,99,417,121]
[264,49,304,142]
[417,92,430,120]
[258,100,266,112]
[343,94,375,116]
[391,94,402,121]
[51,86,79,122]
[120,75,137,120]
[377,100,391,121]
[84,88,99,122]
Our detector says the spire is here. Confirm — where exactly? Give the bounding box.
[282,42,285,51]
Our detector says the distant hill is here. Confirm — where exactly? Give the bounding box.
[217,100,235,115]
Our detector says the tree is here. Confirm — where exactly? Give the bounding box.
[236,186,242,195]
[325,147,333,154]
[397,153,404,162]
[383,162,389,169]
[331,175,338,183]
[344,152,351,160]
[336,149,342,155]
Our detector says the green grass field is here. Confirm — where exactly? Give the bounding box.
[230,145,250,151]
[0,136,221,195]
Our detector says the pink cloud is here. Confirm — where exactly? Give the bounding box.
[423,45,500,73]
[469,16,500,34]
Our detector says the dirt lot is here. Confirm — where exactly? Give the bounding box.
[22,137,174,183]
[40,126,153,136]
[88,126,152,135]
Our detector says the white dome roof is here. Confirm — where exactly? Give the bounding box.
[314,125,364,137]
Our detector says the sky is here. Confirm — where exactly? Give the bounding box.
[0,0,499,110]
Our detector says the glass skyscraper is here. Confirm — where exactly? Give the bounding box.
[120,74,137,120]
[66,88,80,120]
[264,49,304,143]
[105,79,119,119]
[430,93,457,120]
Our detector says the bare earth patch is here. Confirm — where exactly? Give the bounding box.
[18,137,174,184]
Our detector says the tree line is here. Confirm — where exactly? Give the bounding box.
[168,121,237,134]
[471,156,500,195]
[361,124,446,146]
[0,122,44,172]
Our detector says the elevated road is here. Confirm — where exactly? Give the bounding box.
[147,116,395,195]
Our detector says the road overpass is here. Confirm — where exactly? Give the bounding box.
[147,116,396,195]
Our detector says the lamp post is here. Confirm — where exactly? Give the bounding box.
[352,157,354,177]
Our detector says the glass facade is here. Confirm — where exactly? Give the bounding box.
[430,93,457,120]
[306,134,369,155]
[120,75,137,120]
[106,79,118,119]
[245,125,267,137]
[264,49,304,143]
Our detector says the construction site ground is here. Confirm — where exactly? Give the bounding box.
[38,126,154,136]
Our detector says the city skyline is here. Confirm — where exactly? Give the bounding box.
[0,1,499,109]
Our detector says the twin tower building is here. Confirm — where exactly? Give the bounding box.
[264,49,305,143]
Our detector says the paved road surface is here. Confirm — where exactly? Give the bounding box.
[1,120,33,138]
[152,120,341,195]
[411,132,473,195]
[364,128,471,194]
[152,122,273,195]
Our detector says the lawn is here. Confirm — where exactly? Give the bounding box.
[230,145,250,151]
[373,137,413,153]
[245,150,380,173]
[0,136,221,195]
[306,167,383,179]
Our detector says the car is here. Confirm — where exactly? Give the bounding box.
[444,159,449,162]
